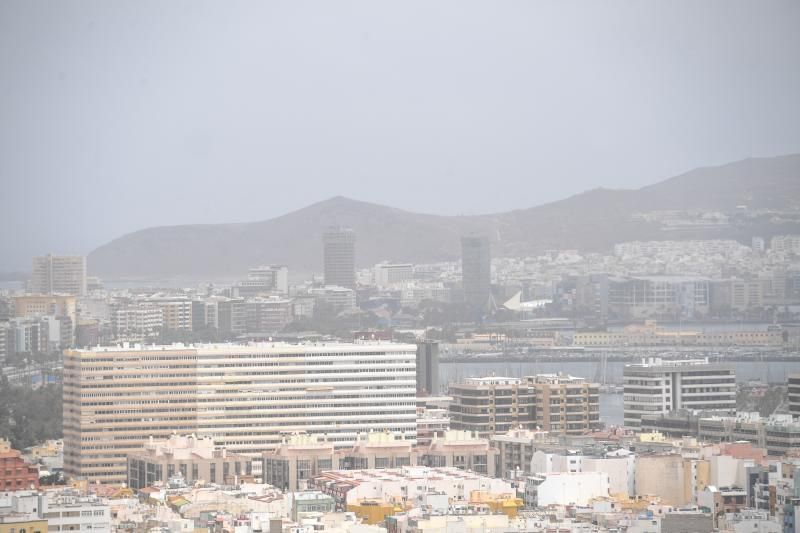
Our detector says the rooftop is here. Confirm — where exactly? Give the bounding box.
[68,340,416,354]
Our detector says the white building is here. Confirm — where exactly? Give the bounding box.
[771,234,800,254]
[399,283,451,307]
[112,304,164,339]
[311,466,513,510]
[530,450,634,497]
[524,471,610,507]
[310,286,356,313]
[623,358,736,427]
[374,263,413,288]
[0,490,111,533]
[42,491,111,533]
[248,265,289,295]
[64,342,418,484]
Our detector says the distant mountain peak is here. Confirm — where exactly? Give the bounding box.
[88,153,800,278]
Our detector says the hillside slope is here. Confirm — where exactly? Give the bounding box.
[88,154,800,278]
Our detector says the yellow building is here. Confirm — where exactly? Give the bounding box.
[29,439,62,460]
[638,431,666,443]
[469,491,523,518]
[0,519,48,533]
[13,295,77,323]
[635,454,708,507]
[347,500,401,525]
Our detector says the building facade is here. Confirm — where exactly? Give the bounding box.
[415,341,439,396]
[63,341,417,484]
[461,236,491,311]
[245,298,293,334]
[526,374,601,435]
[374,263,413,288]
[623,358,736,428]
[789,374,800,419]
[127,434,251,489]
[448,377,536,438]
[0,441,39,492]
[111,304,164,341]
[323,228,356,289]
[30,255,87,296]
[449,374,600,439]
[217,298,247,338]
[309,286,356,313]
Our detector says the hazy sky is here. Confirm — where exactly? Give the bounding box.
[1,1,799,272]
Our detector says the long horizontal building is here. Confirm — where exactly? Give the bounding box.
[63,342,417,484]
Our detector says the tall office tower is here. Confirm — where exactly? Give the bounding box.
[63,341,417,484]
[623,358,736,428]
[461,235,491,311]
[323,228,356,289]
[30,255,87,296]
[416,341,440,395]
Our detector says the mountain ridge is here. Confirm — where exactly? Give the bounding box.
[88,154,800,278]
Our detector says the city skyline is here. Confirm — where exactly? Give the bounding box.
[2,2,800,530]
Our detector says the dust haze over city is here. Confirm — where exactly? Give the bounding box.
[1,2,800,532]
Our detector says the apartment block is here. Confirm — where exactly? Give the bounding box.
[608,276,710,319]
[0,440,39,492]
[417,430,498,477]
[245,298,293,333]
[623,358,736,428]
[63,342,417,484]
[449,374,600,439]
[127,434,252,489]
[789,374,800,419]
[490,429,555,479]
[13,295,77,345]
[0,490,110,533]
[526,374,601,435]
[232,266,289,298]
[150,299,192,331]
[309,286,356,313]
[111,304,163,340]
[30,255,87,296]
[217,298,247,338]
[373,263,413,287]
[448,377,536,438]
[264,431,417,492]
